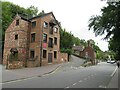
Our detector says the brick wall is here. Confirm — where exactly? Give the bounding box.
[80,46,96,64]
[59,53,68,62]
[3,15,29,65]
[7,61,23,69]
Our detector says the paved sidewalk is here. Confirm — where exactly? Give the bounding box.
[1,63,64,83]
[107,67,119,89]
[1,55,84,83]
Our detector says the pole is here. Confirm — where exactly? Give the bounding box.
[40,24,43,66]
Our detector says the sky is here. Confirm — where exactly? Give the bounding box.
[5,0,108,51]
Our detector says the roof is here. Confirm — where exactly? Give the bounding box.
[21,17,31,22]
[18,12,61,27]
[29,12,53,20]
[72,45,84,51]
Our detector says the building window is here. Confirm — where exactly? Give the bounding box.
[16,20,19,26]
[54,51,57,59]
[43,22,48,28]
[32,21,36,28]
[49,26,53,34]
[15,34,18,40]
[43,50,47,58]
[54,37,57,45]
[43,34,47,43]
[54,27,58,33]
[30,50,35,59]
[31,33,35,42]
[48,38,53,48]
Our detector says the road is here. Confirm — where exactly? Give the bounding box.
[2,56,118,88]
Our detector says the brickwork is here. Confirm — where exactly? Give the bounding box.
[3,15,29,65]
[3,12,68,69]
[80,40,96,65]
[7,61,23,69]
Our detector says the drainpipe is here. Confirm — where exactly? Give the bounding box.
[40,24,43,67]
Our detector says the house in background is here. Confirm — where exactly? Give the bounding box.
[3,12,68,69]
[72,45,84,56]
[73,39,96,65]
[80,40,96,65]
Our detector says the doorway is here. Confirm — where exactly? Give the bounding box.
[48,53,52,63]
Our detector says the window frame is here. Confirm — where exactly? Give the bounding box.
[43,33,47,43]
[43,50,47,58]
[30,50,35,59]
[31,33,35,43]
[54,37,57,45]
[15,34,18,40]
[54,27,58,33]
[16,19,19,26]
[32,21,36,28]
[54,51,57,59]
[48,38,53,48]
[43,22,48,28]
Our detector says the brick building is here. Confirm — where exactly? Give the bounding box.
[72,39,96,65]
[3,12,67,68]
[80,40,96,64]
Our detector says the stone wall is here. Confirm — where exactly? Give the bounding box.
[7,61,23,69]
[59,53,68,62]
[3,15,29,65]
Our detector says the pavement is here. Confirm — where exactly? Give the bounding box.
[107,66,119,89]
[1,63,64,83]
[1,55,84,83]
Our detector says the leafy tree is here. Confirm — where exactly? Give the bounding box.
[2,1,40,57]
[88,1,120,59]
[60,28,74,49]
[26,5,39,19]
[108,38,119,59]
[73,37,81,46]
[80,39,87,47]
[38,10,45,16]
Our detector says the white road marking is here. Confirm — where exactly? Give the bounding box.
[65,86,69,89]
[79,80,82,82]
[73,83,77,85]
[88,76,90,78]
[99,85,106,88]
[1,76,36,84]
[91,75,94,76]
[84,78,87,80]
[111,66,117,77]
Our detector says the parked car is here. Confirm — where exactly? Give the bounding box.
[110,60,116,64]
[107,60,111,63]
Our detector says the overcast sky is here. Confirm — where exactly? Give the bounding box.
[5,0,108,51]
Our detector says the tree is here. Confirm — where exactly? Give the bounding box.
[26,5,39,19]
[60,28,74,49]
[80,39,87,47]
[88,1,120,59]
[2,1,40,57]
[73,37,81,46]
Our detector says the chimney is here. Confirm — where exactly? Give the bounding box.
[87,39,93,48]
